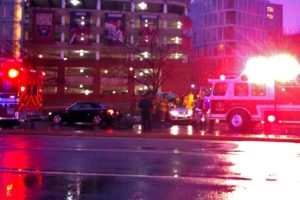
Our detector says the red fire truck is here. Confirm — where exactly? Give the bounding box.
[0,59,44,127]
[205,55,300,132]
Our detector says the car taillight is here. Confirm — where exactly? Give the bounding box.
[107,109,114,115]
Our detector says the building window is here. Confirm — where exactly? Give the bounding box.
[224,27,234,39]
[218,12,224,25]
[44,86,57,94]
[226,11,236,24]
[168,4,184,15]
[267,14,274,20]
[218,0,223,9]
[224,0,236,9]
[100,67,128,95]
[65,67,94,95]
[145,3,163,13]
[101,1,131,11]
[267,6,274,13]
[2,5,7,19]
[44,66,58,94]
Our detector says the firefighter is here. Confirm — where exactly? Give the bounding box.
[186,92,194,110]
[158,97,169,123]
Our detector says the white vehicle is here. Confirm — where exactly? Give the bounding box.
[168,106,193,122]
[206,54,300,132]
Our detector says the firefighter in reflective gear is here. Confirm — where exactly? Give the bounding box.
[158,97,169,122]
[186,92,194,110]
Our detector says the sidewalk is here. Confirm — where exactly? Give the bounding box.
[1,120,300,143]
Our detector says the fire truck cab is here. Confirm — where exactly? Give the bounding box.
[0,59,44,127]
[206,75,300,132]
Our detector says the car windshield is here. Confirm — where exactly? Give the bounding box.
[67,102,107,110]
[90,102,107,109]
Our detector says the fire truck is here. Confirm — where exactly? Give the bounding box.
[0,59,44,127]
[205,55,300,132]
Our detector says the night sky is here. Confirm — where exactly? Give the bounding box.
[271,0,300,34]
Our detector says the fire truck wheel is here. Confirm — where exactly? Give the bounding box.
[52,114,62,124]
[92,115,101,125]
[228,110,251,132]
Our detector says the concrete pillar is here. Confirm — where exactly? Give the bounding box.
[96,34,100,44]
[57,65,65,95]
[61,0,66,8]
[130,35,134,45]
[163,3,167,13]
[184,7,188,16]
[61,32,65,42]
[60,50,65,59]
[97,0,101,10]
[93,64,101,96]
[96,51,100,60]
[163,21,167,29]
[131,0,135,12]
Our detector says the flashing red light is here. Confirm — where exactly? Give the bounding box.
[267,115,276,123]
[8,68,19,78]
[20,86,26,92]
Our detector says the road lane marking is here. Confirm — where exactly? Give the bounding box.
[0,146,237,156]
[0,167,251,182]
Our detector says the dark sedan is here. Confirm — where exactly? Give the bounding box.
[48,102,120,126]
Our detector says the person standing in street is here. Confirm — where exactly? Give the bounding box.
[158,97,169,123]
[138,94,152,132]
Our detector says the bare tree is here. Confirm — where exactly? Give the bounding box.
[125,41,184,96]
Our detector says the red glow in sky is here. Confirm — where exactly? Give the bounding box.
[271,0,300,34]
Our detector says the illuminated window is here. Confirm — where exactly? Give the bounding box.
[65,67,94,94]
[267,14,274,20]
[100,67,128,95]
[44,66,58,94]
[137,2,147,10]
[267,6,274,12]
[70,0,80,6]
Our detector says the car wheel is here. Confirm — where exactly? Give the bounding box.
[227,110,251,132]
[92,115,101,125]
[52,114,62,124]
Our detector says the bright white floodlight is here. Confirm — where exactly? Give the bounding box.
[242,54,300,84]
[137,2,147,10]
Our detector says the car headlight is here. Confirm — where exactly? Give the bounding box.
[48,112,52,116]
[170,110,179,116]
[187,110,193,116]
[107,109,114,116]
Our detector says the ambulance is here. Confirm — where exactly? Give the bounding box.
[206,54,300,132]
[0,59,44,127]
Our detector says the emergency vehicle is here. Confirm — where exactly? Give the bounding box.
[206,55,300,132]
[0,59,44,127]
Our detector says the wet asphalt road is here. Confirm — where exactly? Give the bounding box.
[0,134,300,199]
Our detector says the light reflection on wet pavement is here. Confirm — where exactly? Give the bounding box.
[6,120,300,142]
[0,135,300,199]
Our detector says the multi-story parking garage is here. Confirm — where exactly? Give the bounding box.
[22,0,192,109]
